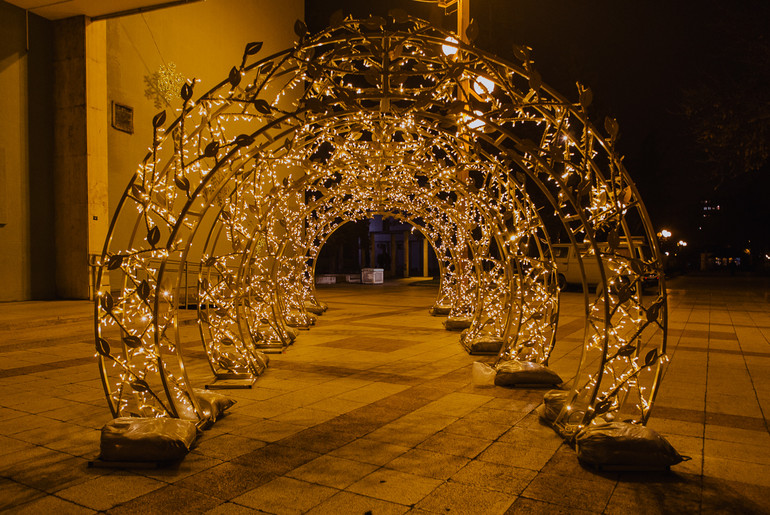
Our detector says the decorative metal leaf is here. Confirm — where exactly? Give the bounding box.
[96,338,111,357]
[647,301,662,323]
[294,19,307,38]
[107,255,124,270]
[465,19,479,42]
[512,44,530,62]
[605,116,620,139]
[253,99,272,114]
[175,176,190,192]
[244,41,263,56]
[180,82,193,102]
[579,87,593,109]
[137,280,151,300]
[528,70,542,92]
[204,140,219,158]
[228,66,241,89]
[235,134,255,147]
[594,399,613,415]
[101,293,114,313]
[644,348,658,367]
[123,335,142,349]
[618,344,636,357]
[152,110,166,128]
[147,226,161,246]
[130,184,146,199]
[221,337,234,346]
[130,379,150,392]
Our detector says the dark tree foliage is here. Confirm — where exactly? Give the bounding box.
[682,2,770,183]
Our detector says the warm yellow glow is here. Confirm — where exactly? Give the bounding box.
[473,76,495,95]
[93,16,667,437]
[442,36,459,56]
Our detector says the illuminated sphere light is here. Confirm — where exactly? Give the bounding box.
[94,14,667,438]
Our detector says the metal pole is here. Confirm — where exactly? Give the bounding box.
[457,0,470,41]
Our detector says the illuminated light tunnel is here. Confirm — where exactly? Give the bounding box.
[94,14,667,438]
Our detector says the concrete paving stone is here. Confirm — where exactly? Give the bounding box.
[498,426,564,451]
[175,462,278,501]
[0,478,45,511]
[329,437,410,466]
[442,417,510,441]
[3,449,105,493]
[306,395,366,415]
[450,460,536,496]
[271,406,338,427]
[346,468,443,506]
[704,424,770,445]
[134,451,224,484]
[106,484,222,514]
[55,472,166,511]
[286,454,378,489]
[192,433,267,461]
[305,490,409,515]
[231,443,320,475]
[504,497,596,514]
[4,495,95,514]
[231,476,337,514]
[538,445,618,485]
[604,474,702,515]
[414,481,514,514]
[477,441,557,471]
[700,476,770,513]
[204,501,265,514]
[278,425,359,454]
[385,448,469,480]
[416,430,491,459]
[703,456,770,487]
[229,418,306,442]
[520,472,615,512]
[704,439,770,465]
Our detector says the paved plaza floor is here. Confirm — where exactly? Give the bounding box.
[1,275,769,513]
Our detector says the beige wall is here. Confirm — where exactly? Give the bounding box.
[0,0,302,300]
[106,0,304,218]
[0,1,55,301]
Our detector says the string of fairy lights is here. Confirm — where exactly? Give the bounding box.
[94,13,667,437]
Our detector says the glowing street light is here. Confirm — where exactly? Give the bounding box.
[442,36,459,56]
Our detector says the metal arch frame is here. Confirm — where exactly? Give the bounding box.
[94,14,667,436]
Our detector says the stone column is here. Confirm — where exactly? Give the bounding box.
[53,16,108,299]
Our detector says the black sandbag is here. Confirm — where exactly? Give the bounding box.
[576,421,687,470]
[193,388,236,421]
[466,336,504,355]
[541,389,570,424]
[100,417,198,462]
[429,305,451,316]
[443,316,472,330]
[304,302,325,315]
[494,359,563,386]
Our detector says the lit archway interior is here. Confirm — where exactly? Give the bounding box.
[95,14,667,439]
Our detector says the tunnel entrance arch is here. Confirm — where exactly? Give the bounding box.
[94,14,667,438]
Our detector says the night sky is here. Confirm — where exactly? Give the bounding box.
[305,0,770,256]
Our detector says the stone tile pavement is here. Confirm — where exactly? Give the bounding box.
[0,275,769,513]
